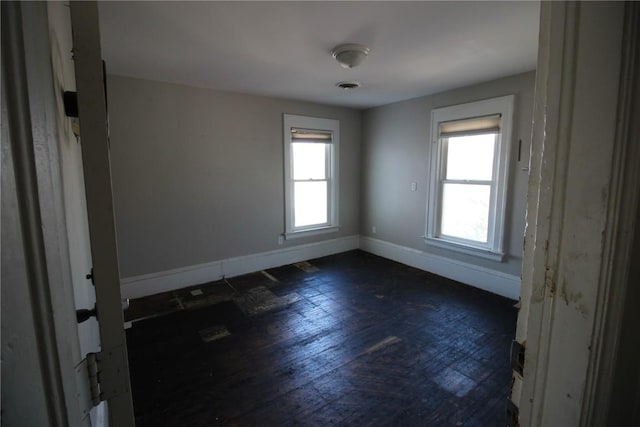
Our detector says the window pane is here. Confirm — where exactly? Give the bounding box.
[441,183,490,242]
[293,143,326,180]
[294,181,327,227]
[446,134,495,181]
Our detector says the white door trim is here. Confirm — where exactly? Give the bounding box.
[586,3,640,424]
[70,2,136,425]
[2,2,84,425]
[513,2,638,426]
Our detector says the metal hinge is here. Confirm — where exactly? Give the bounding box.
[86,267,95,286]
[86,353,101,406]
[511,340,525,377]
[507,341,524,427]
[75,345,130,415]
[506,399,520,427]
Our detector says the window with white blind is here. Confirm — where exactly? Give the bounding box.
[426,96,514,260]
[283,114,339,239]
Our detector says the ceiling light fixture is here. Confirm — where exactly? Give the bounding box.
[331,43,370,69]
[336,81,361,90]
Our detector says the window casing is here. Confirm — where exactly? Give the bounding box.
[426,96,514,260]
[283,114,339,239]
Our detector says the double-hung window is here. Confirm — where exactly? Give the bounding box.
[426,95,514,260]
[283,114,339,239]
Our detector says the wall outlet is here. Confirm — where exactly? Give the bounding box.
[372,226,377,234]
[411,182,417,192]
[278,235,284,245]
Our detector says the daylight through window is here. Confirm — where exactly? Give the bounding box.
[284,115,339,239]
[426,96,514,259]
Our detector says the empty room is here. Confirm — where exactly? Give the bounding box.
[101,1,536,424]
[3,1,639,427]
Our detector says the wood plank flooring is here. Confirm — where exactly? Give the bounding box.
[126,250,517,426]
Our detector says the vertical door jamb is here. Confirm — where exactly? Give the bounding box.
[69,2,135,425]
[513,2,636,426]
[1,3,69,424]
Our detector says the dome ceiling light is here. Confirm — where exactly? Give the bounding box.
[331,43,370,69]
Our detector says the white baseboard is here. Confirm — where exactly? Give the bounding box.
[359,236,521,300]
[121,234,520,300]
[120,235,360,299]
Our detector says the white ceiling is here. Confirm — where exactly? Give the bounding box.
[98,1,540,109]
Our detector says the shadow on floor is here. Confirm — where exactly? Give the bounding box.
[126,250,517,426]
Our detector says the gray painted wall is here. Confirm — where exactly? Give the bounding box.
[107,75,361,278]
[361,71,535,276]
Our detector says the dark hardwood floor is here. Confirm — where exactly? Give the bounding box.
[126,250,517,426]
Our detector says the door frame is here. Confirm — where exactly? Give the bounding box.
[70,2,136,425]
[3,1,136,425]
[2,2,85,425]
[513,2,640,426]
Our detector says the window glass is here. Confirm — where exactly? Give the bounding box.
[445,133,495,181]
[294,181,327,227]
[441,183,491,242]
[292,143,326,180]
[442,184,491,243]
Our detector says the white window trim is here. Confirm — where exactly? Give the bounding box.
[425,95,514,260]
[283,114,340,239]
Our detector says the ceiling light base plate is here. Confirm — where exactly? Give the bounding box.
[331,43,370,69]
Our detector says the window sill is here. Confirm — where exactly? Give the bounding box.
[424,236,505,262]
[285,226,340,240]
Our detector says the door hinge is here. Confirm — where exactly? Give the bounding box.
[506,399,520,427]
[86,267,95,285]
[511,340,525,377]
[86,352,101,406]
[76,345,130,415]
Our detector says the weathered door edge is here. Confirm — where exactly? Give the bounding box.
[514,2,632,426]
[512,2,578,422]
[584,3,640,425]
[69,1,136,425]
